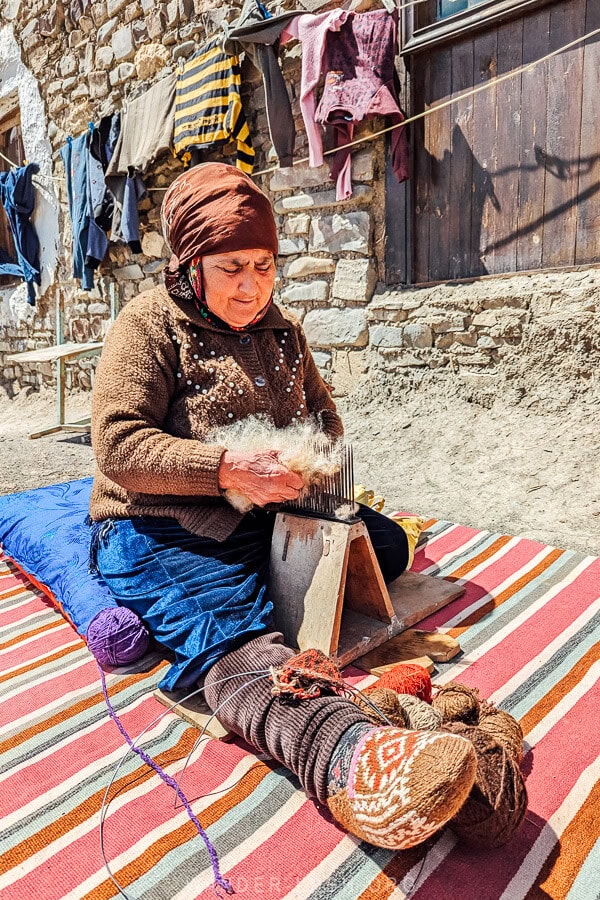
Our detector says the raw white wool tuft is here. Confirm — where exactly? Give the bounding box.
[207,416,344,513]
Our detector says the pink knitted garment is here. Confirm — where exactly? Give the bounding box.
[281,10,350,168]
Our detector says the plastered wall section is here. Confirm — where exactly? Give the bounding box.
[0,24,59,329]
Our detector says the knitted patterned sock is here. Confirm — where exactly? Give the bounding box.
[327,726,478,850]
[327,722,376,796]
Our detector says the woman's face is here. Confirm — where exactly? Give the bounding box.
[201,249,276,328]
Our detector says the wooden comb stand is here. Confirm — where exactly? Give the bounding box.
[269,512,464,666]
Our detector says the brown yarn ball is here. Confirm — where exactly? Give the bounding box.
[478,701,524,764]
[444,722,528,848]
[354,687,409,727]
[395,693,443,731]
[432,682,480,725]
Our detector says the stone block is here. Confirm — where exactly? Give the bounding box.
[112,24,135,60]
[141,0,155,10]
[141,230,168,258]
[21,19,39,40]
[72,82,90,99]
[60,54,78,76]
[143,259,167,274]
[283,257,335,278]
[285,214,310,235]
[80,41,95,75]
[166,0,180,26]
[366,299,407,323]
[98,16,118,43]
[403,323,433,349]
[312,351,331,369]
[453,331,478,347]
[91,2,108,26]
[274,185,371,213]
[427,314,467,333]
[88,302,110,315]
[39,2,65,37]
[332,258,376,303]
[280,281,329,304]
[2,0,21,21]
[179,20,204,39]
[29,46,50,74]
[135,43,169,79]
[125,1,143,22]
[115,264,144,280]
[132,18,148,45]
[145,9,166,39]
[278,237,306,256]
[107,0,128,14]
[79,15,95,33]
[96,46,115,69]
[270,163,331,192]
[89,70,110,99]
[303,308,368,348]
[110,61,136,84]
[369,325,403,348]
[309,212,370,255]
[353,149,374,181]
[172,40,196,61]
[477,335,500,349]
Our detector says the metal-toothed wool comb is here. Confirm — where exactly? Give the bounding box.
[284,442,357,522]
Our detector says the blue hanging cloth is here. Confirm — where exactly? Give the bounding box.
[0,162,41,305]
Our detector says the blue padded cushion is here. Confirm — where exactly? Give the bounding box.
[0,477,116,634]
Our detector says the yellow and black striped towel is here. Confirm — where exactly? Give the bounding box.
[174,39,254,173]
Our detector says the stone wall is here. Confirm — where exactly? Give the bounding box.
[0,0,598,405]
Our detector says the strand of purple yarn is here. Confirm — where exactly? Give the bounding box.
[97,663,233,896]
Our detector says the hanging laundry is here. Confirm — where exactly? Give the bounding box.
[61,133,104,291]
[173,39,254,173]
[0,162,41,304]
[105,73,177,176]
[223,0,299,167]
[316,9,409,200]
[100,113,146,253]
[281,9,351,170]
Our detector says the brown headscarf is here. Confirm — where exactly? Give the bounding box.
[161,162,279,270]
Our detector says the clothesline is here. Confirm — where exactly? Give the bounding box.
[143,21,600,190]
[253,22,600,177]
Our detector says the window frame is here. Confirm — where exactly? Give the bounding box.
[402,0,557,55]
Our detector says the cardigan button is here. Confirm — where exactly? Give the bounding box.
[254,375,266,387]
[239,334,251,345]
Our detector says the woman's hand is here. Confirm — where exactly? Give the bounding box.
[218,450,304,506]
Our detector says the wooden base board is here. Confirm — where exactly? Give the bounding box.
[356,654,436,676]
[153,688,232,740]
[355,628,460,675]
[387,572,465,631]
[335,571,464,667]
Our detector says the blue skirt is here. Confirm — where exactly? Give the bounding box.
[93,506,408,690]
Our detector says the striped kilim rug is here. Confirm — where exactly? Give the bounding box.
[1,520,599,900]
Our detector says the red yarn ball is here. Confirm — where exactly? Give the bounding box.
[375,663,433,704]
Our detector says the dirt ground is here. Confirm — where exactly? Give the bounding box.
[0,384,598,555]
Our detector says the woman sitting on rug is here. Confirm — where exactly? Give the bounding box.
[89,163,477,851]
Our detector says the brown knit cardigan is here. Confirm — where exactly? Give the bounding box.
[89,285,343,541]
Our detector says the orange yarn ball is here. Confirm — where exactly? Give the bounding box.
[376,663,433,704]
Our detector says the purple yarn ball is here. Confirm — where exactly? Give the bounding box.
[86,607,150,667]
